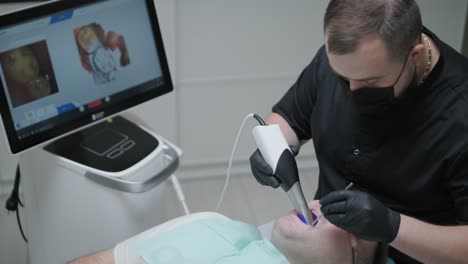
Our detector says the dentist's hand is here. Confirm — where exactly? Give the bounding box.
[319,190,401,243]
[249,145,298,188]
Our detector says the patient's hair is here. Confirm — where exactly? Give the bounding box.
[352,242,388,264]
[357,242,387,264]
[373,243,389,264]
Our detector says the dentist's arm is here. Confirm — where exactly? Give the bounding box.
[264,112,301,147]
[391,215,468,264]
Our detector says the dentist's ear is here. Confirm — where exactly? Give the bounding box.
[409,40,426,63]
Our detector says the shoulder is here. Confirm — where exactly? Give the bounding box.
[308,45,329,69]
[431,30,468,93]
[302,45,335,83]
[315,45,328,61]
[425,29,468,119]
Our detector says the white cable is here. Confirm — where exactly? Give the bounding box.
[170,174,190,215]
[215,113,257,212]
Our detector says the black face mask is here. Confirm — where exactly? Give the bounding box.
[345,54,417,115]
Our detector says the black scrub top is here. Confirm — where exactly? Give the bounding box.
[272,28,468,264]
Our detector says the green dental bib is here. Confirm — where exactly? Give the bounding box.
[129,218,288,264]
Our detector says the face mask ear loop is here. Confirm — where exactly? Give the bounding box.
[391,46,416,97]
[348,232,358,264]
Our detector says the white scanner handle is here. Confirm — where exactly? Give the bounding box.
[252,124,290,173]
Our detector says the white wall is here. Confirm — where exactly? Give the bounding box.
[419,0,468,51]
[174,0,325,179]
[0,1,467,263]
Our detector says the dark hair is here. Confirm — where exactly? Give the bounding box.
[324,0,422,62]
[355,242,388,264]
[373,243,389,264]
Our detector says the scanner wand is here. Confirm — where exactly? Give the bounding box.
[252,123,315,225]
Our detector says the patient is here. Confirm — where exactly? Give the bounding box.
[271,200,389,264]
[70,201,388,264]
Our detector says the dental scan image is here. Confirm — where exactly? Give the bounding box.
[74,22,130,85]
[0,41,59,107]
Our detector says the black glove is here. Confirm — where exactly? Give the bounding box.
[319,190,401,243]
[249,145,299,188]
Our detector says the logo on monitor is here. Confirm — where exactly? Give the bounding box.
[92,111,105,121]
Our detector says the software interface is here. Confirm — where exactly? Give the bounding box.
[0,0,163,141]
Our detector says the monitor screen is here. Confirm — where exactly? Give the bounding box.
[0,0,172,154]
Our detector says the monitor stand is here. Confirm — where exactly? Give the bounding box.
[19,116,181,263]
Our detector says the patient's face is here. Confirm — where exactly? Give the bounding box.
[271,201,378,264]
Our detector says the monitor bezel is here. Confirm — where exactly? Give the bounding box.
[0,0,173,154]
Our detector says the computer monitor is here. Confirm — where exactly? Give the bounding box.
[0,0,173,154]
